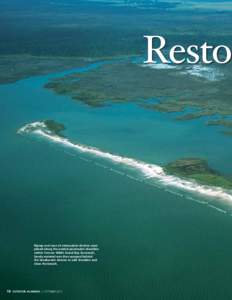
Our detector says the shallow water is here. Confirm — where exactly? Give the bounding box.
[1,61,232,299]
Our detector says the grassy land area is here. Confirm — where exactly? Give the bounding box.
[164,158,232,189]
[1,0,232,136]
[1,1,232,59]
[44,119,66,136]
[0,55,91,84]
[44,59,232,134]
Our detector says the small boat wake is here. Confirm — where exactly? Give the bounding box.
[18,121,232,212]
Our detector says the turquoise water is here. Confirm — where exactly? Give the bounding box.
[1,62,232,299]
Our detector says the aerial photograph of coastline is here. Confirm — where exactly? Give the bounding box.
[1,0,232,299]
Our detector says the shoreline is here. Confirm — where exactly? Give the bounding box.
[18,120,232,204]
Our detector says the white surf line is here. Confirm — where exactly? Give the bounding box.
[126,174,137,180]
[79,156,92,163]
[18,122,232,204]
[64,150,76,157]
[145,181,162,189]
[142,178,221,210]
[109,168,125,176]
[186,196,208,205]
[207,204,227,214]
[94,162,108,169]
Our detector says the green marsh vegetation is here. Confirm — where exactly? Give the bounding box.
[1,1,232,69]
[1,0,232,135]
[44,120,66,136]
[45,59,232,134]
[164,158,232,190]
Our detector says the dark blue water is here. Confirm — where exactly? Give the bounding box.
[1,62,232,299]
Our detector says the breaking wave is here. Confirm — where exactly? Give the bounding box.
[18,121,232,204]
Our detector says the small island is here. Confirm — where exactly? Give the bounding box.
[164,158,232,190]
[44,120,66,136]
